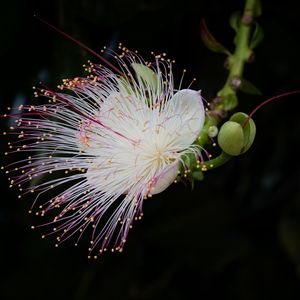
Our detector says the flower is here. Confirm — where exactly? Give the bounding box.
[4,46,205,257]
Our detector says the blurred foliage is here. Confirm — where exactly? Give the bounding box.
[1,0,300,299]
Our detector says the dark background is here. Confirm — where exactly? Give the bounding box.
[1,0,300,299]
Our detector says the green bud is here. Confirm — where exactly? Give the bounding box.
[208,125,218,138]
[218,121,244,156]
[217,112,256,156]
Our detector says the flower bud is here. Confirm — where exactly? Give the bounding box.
[208,125,218,138]
[217,112,256,156]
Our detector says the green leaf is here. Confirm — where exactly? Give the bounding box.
[131,63,159,93]
[253,0,262,17]
[191,171,204,181]
[229,11,241,32]
[239,78,262,95]
[118,76,133,94]
[225,93,238,110]
[200,19,231,55]
[249,22,264,50]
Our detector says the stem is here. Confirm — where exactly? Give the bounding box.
[200,0,259,148]
[201,152,232,170]
[190,0,260,179]
[217,0,256,110]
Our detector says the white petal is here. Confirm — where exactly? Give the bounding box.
[151,161,180,195]
[163,89,205,147]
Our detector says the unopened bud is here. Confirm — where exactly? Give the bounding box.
[217,112,256,156]
[208,125,218,138]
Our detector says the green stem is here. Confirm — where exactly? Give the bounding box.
[188,0,260,181]
[201,152,232,170]
[189,152,232,182]
[196,118,218,147]
[199,0,259,148]
[217,0,256,110]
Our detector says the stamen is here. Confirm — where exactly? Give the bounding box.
[33,15,124,76]
[243,90,300,127]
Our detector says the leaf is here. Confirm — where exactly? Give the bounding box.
[249,22,264,50]
[253,0,262,17]
[239,78,262,95]
[200,19,231,55]
[191,171,204,181]
[229,11,241,32]
[118,76,133,94]
[225,93,238,110]
[131,63,159,93]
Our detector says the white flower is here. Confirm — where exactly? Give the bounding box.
[5,48,205,256]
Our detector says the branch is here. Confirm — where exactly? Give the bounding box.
[198,0,261,149]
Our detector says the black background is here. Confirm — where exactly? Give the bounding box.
[1,0,300,299]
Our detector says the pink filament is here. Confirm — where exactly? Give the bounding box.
[243,90,300,128]
[33,15,124,76]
